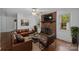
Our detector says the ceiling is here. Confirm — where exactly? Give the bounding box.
[1,8,78,18]
[0,8,58,18]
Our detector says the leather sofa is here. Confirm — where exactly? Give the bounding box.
[39,33,56,48]
[16,29,35,37]
[16,29,29,37]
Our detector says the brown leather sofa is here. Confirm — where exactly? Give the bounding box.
[11,31,32,51]
[16,29,29,37]
[16,28,35,37]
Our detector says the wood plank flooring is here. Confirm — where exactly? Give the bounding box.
[43,39,77,51]
[32,39,78,51]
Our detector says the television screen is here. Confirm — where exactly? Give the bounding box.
[44,14,53,21]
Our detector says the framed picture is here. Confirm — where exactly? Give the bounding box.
[61,13,70,30]
[21,19,29,26]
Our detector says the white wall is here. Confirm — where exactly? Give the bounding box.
[17,14,29,29]
[57,8,79,42]
[0,16,1,48]
[34,15,41,33]
[29,16,37,30]
[0,16,16,32]
[0,16,1,32]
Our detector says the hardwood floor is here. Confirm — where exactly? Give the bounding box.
[43,39,78,51]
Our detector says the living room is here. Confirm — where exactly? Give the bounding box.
[0,8,79,51]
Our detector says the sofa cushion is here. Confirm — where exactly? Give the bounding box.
[16,29,29,37]
[11,32,24,44]
[16,34,24,42]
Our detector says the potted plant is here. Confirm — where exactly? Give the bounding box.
[71,27,79,44]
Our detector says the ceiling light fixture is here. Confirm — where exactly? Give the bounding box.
[32,8,37,15]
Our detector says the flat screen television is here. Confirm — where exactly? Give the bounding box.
[44,14,53,21]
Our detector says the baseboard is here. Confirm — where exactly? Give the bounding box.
[57,38,72,44]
